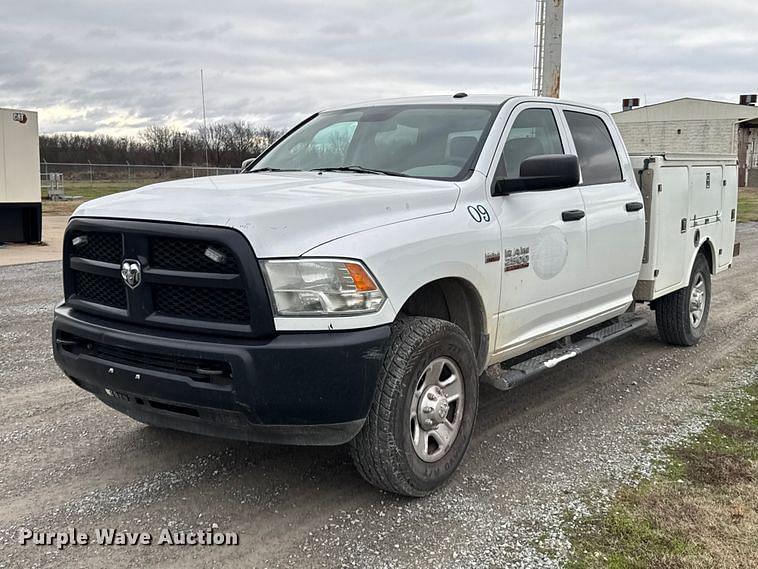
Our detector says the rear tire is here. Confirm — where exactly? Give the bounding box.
[655,254,711,346]
[349,317,479,497]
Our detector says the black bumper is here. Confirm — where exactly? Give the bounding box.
[52,305,390,445]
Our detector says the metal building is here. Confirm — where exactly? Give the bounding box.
[0,107,41,242]
[613,97,758,187]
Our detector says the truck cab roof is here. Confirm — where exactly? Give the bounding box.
[327,94,610,115]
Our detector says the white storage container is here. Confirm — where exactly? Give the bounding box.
[0,107,41,242]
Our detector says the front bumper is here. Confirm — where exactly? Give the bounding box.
[52,304,390,445]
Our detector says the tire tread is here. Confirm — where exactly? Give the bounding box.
[350,316,475,496]
[655,255,710,347]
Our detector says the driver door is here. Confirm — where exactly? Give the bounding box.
[487,104,588,358]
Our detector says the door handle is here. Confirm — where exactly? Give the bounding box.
[561,210,585,222]
[626,201,644,212]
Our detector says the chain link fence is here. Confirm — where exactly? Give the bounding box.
[38,161,243,206]
[40,161,239,184]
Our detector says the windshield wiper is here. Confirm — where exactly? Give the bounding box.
[249,167,302,173]
[311,166,409,177]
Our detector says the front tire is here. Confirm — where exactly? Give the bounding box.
[350,317,479,496]
[655,254,711,346]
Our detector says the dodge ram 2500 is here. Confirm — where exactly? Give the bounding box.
[53,95,739,496]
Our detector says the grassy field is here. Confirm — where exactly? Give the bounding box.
[565,380,757,568]
[738,187,758,222]
[42,179,166,215]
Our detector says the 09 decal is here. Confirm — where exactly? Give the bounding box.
[467,205,491,223]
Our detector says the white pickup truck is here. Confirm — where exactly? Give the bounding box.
[53,95,739,496]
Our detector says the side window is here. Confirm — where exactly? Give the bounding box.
[564,111,623,185]
[498,108,564,178]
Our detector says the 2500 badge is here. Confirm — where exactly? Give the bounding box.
[503,247,530,272]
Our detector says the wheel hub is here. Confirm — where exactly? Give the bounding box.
[417,386,450,430]
[409,357,465,463]
[689,275,707,327]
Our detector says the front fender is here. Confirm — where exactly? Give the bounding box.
[298,209,502,336]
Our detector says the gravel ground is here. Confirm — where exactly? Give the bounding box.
[1,224,757,569]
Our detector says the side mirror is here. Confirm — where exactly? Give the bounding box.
[492,154,580,195]
[241,157,255,171]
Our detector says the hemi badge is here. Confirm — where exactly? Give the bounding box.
[484,252,501,264]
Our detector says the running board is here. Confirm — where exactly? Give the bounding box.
[482,314,648,391]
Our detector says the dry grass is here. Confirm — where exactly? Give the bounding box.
[738,187,758,223]
[626,482,757,568]
[41,179,160,215]
[566,383,758,569]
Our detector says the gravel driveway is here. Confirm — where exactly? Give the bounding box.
[2,224,757,569]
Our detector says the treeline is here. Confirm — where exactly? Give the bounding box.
[39,122,284,167]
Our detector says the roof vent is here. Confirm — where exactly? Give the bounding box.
[453,92,468,99]
[739,94,757,106]
[622,98,640,111]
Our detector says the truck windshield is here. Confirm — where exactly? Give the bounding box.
[250,105,499,181]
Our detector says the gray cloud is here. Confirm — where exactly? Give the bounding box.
[2,0,757,135]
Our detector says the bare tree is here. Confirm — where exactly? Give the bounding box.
[39,122,285,167]
[141,125,176,163]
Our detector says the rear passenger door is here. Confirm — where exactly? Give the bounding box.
[559,107,645,314]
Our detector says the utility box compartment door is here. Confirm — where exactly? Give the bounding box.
[690,166,722,220]
[720,166,739,268]
[654,166,689,293]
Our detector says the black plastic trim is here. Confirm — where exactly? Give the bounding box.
[52,304,390,444]
[98,396,366,446]
[63,218,275,339]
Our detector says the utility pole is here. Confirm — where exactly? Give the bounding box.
[532,0,564,98]
[200,68,210,167]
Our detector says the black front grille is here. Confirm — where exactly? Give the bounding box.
[154,285,249,323]
[74,271,127,309]
[71,231,123,264]
[151,238,238,274]
[63,219,274,338]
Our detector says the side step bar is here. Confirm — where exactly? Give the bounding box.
[482,314,648,391]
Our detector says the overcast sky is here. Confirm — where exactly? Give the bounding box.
[2,0,756,136]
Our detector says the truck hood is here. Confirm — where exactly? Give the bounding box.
[73,172,460,257]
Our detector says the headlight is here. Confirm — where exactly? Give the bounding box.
[260,259,386,316]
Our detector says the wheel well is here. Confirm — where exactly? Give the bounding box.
[698,240,715,274]
[399,278,488,372]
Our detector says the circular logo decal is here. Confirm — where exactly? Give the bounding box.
[531,226,569,280]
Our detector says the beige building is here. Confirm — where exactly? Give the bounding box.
[613,98,758,187]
